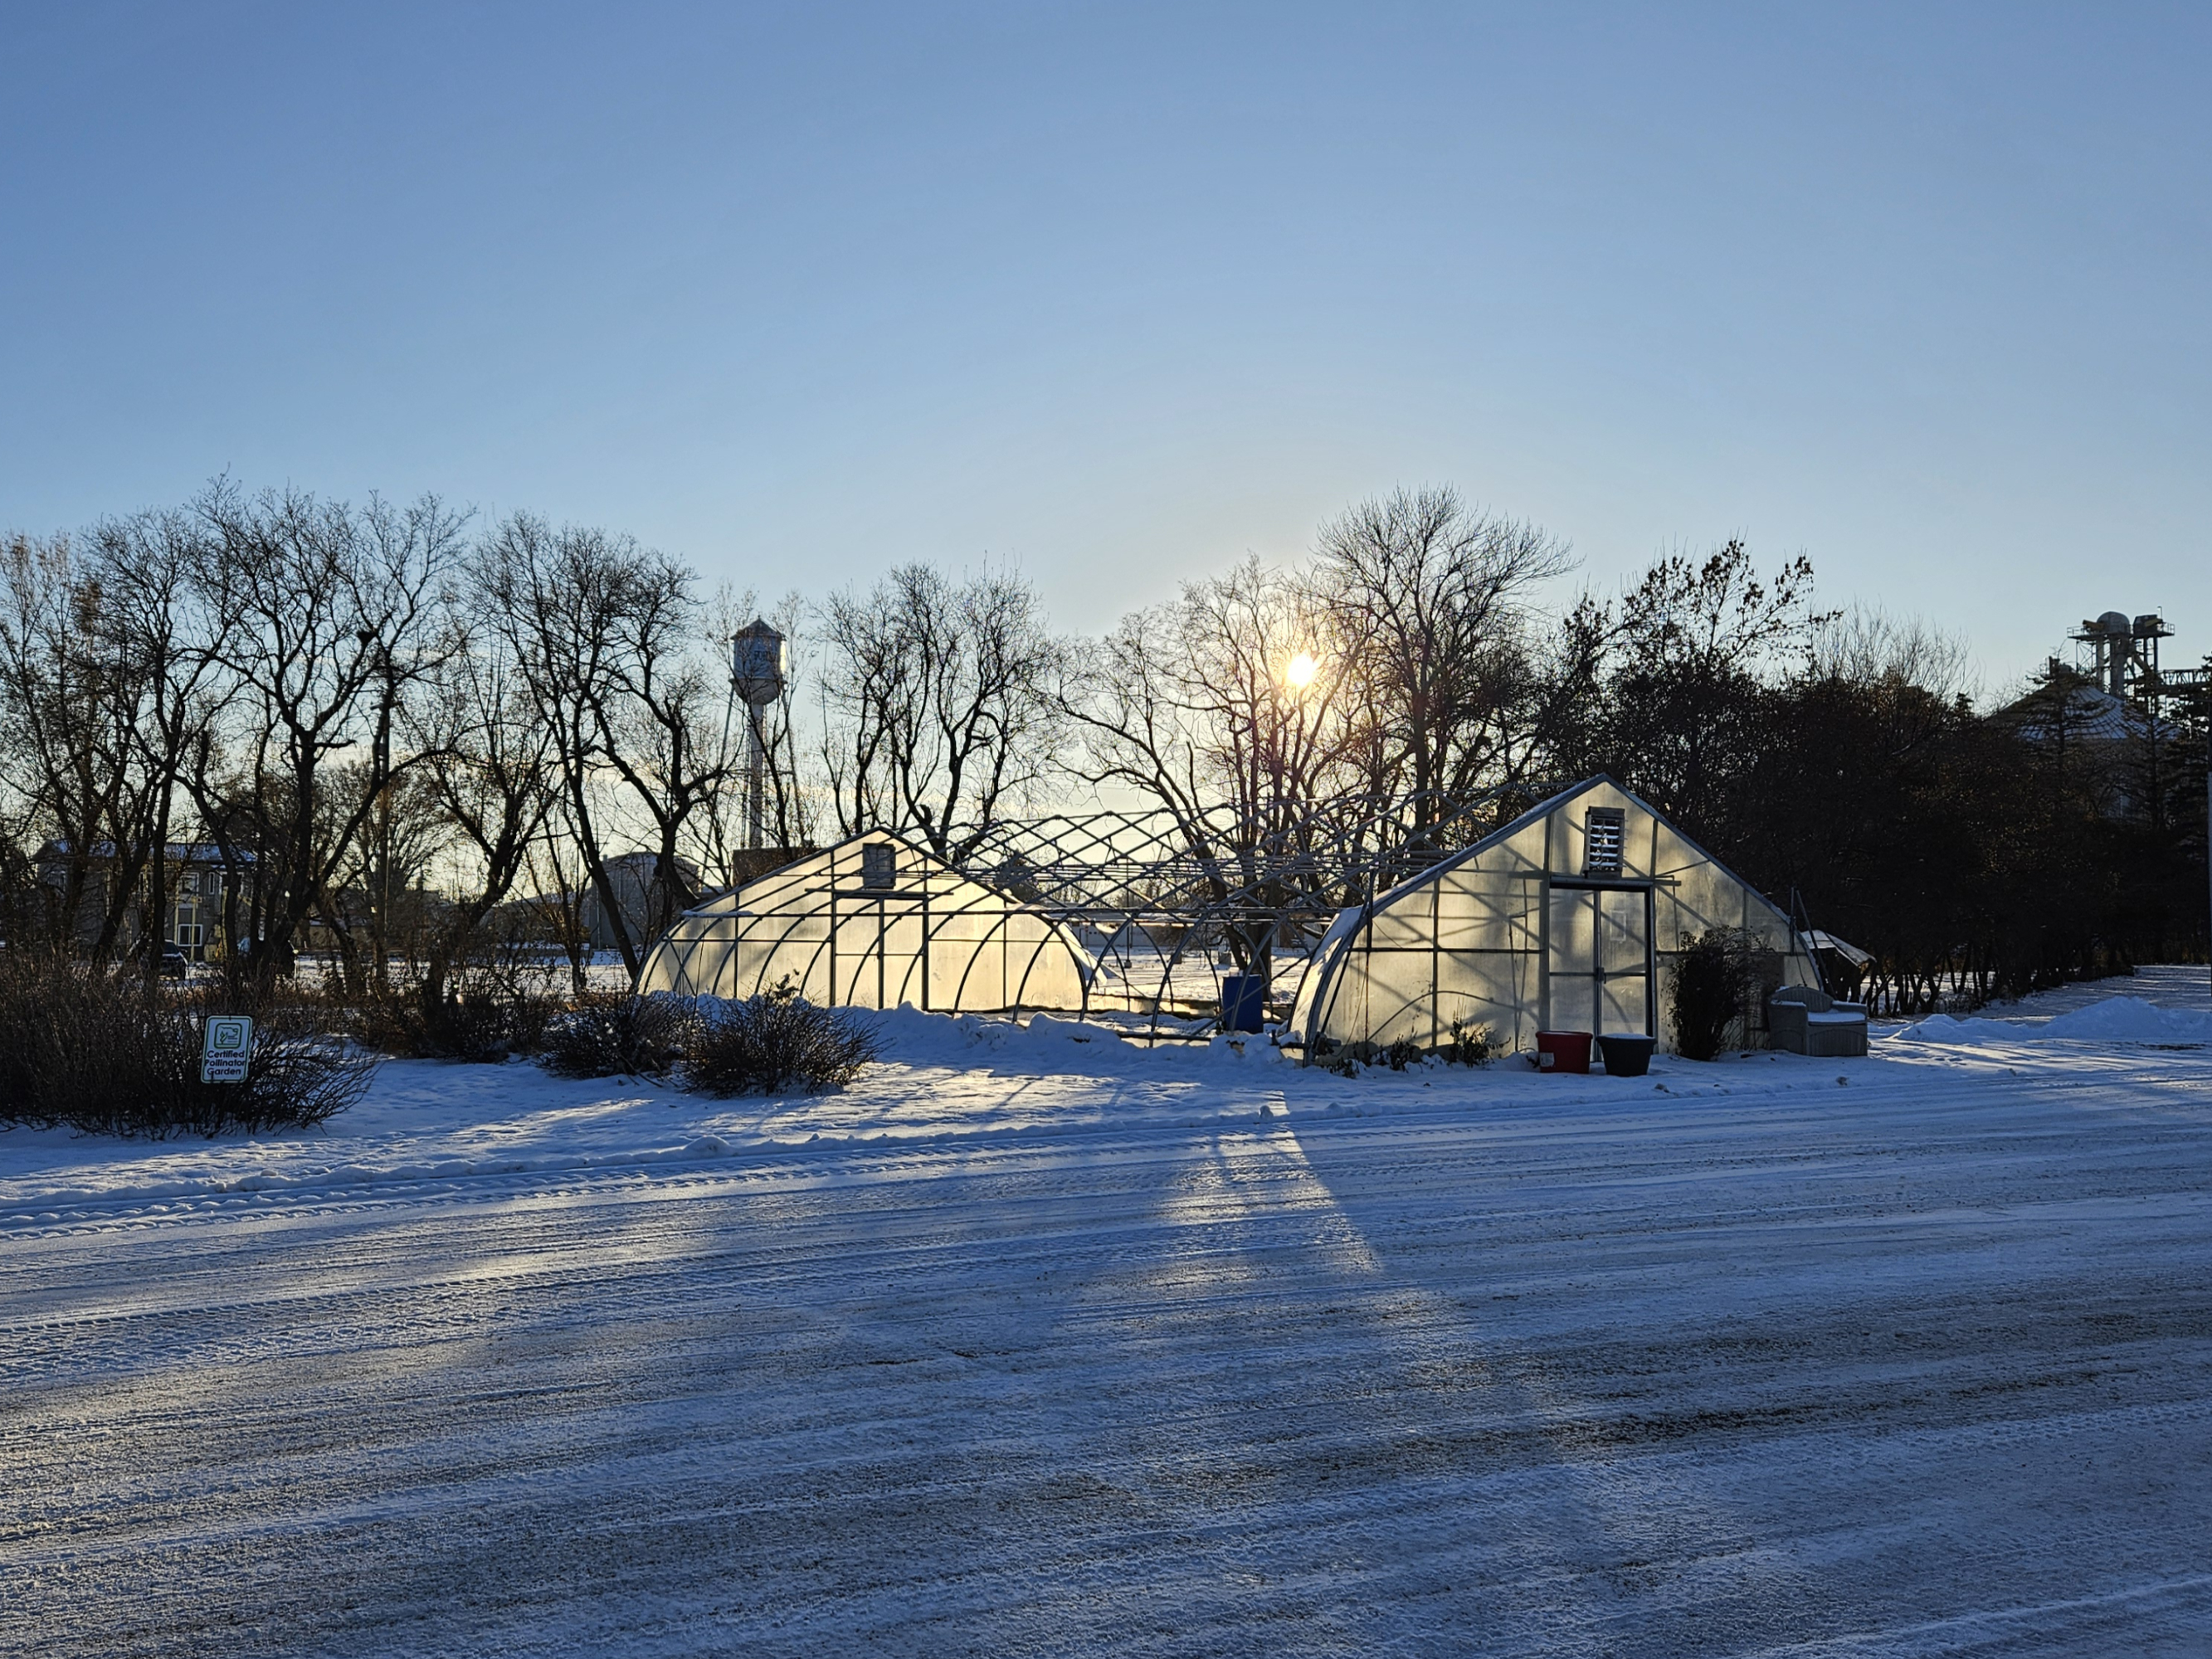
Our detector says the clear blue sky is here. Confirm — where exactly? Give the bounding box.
[5,2,2207,690]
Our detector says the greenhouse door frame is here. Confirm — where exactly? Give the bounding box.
[1539,876,1658,1039]
[827,885,934,1012]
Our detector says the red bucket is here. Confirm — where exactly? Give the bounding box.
[1535,1030,1592,1075]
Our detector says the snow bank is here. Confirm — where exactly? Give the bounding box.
[1,1010,1309,1218]
[1894,995,2212,1046]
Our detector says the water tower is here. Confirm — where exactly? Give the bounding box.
[731,620,789,851]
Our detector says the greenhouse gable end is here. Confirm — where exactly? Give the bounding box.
[639,832,1092,1014]
[1289,776,1819,1059]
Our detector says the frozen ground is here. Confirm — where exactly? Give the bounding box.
[5,971,2212,1656]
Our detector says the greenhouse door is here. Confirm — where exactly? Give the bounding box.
[1545,880,1655,1037]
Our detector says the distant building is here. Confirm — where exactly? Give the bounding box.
[1995,606,2204,822]
[2005,681,2170,748]
[581,851,702,953]
[32,840,260,961]
[1998,678,2182,824]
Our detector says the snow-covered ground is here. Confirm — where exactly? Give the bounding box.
[6,970,2212,1655]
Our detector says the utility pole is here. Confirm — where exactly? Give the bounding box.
[371,640,397,992]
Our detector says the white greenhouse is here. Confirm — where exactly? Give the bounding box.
[638,832,1093,1013]
[1289,776,1821,1057]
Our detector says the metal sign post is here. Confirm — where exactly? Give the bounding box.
[201,1015,252,1084]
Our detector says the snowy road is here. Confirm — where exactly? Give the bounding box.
[7,985,2212,1654]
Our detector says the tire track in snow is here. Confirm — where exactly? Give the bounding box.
[5,1074,2212,1656]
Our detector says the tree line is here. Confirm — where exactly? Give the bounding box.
[3,479,2202,1013]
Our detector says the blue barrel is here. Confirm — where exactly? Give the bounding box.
[1220,973,1269,1033]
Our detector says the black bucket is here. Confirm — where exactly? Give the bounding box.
[1597,1033,1657,1077]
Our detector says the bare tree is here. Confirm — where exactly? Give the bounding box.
[1810,606,1974,703]
[0,528,222,964]
[405,612,558,1011]
[0,533,139,951]
[472,516,632,977]
[473,515,735,985]
[597,557,740,962]
[1316,487,1572,824]
[89,507,233,990]
[1065,557,1363,975]
[1590,540,1832,837]
[523,813,595,994]
[819,563,1063,860]
[197,482,465,987]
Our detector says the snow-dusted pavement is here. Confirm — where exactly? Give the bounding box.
[6,973,2212,1656]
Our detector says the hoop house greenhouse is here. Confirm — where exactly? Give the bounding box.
[638,832,1093,1013]
[1288,776,1820,1058]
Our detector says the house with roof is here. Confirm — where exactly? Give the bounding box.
[32,839,260,961]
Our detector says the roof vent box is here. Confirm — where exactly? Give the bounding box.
[1582,808,1625,877]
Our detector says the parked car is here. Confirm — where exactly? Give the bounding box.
[158,947,190,980]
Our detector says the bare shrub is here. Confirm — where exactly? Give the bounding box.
[685,984,882,1097]
[461,987,557,1059]
[538,993,698,1078]
[1670,927,1763,1061]
[0,955,373,1137]
[1382,1036,1424,1071]
[353,975,559,1064]
[1443,1019,1496,1066]
[1310,1019,1494,1076]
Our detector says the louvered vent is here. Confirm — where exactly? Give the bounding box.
[1583,808,1625,876]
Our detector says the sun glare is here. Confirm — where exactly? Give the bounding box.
[1284,651,1319,690]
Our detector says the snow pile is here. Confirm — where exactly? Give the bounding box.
[1895,995,2212,1046]
[0,1008,1312,1219]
